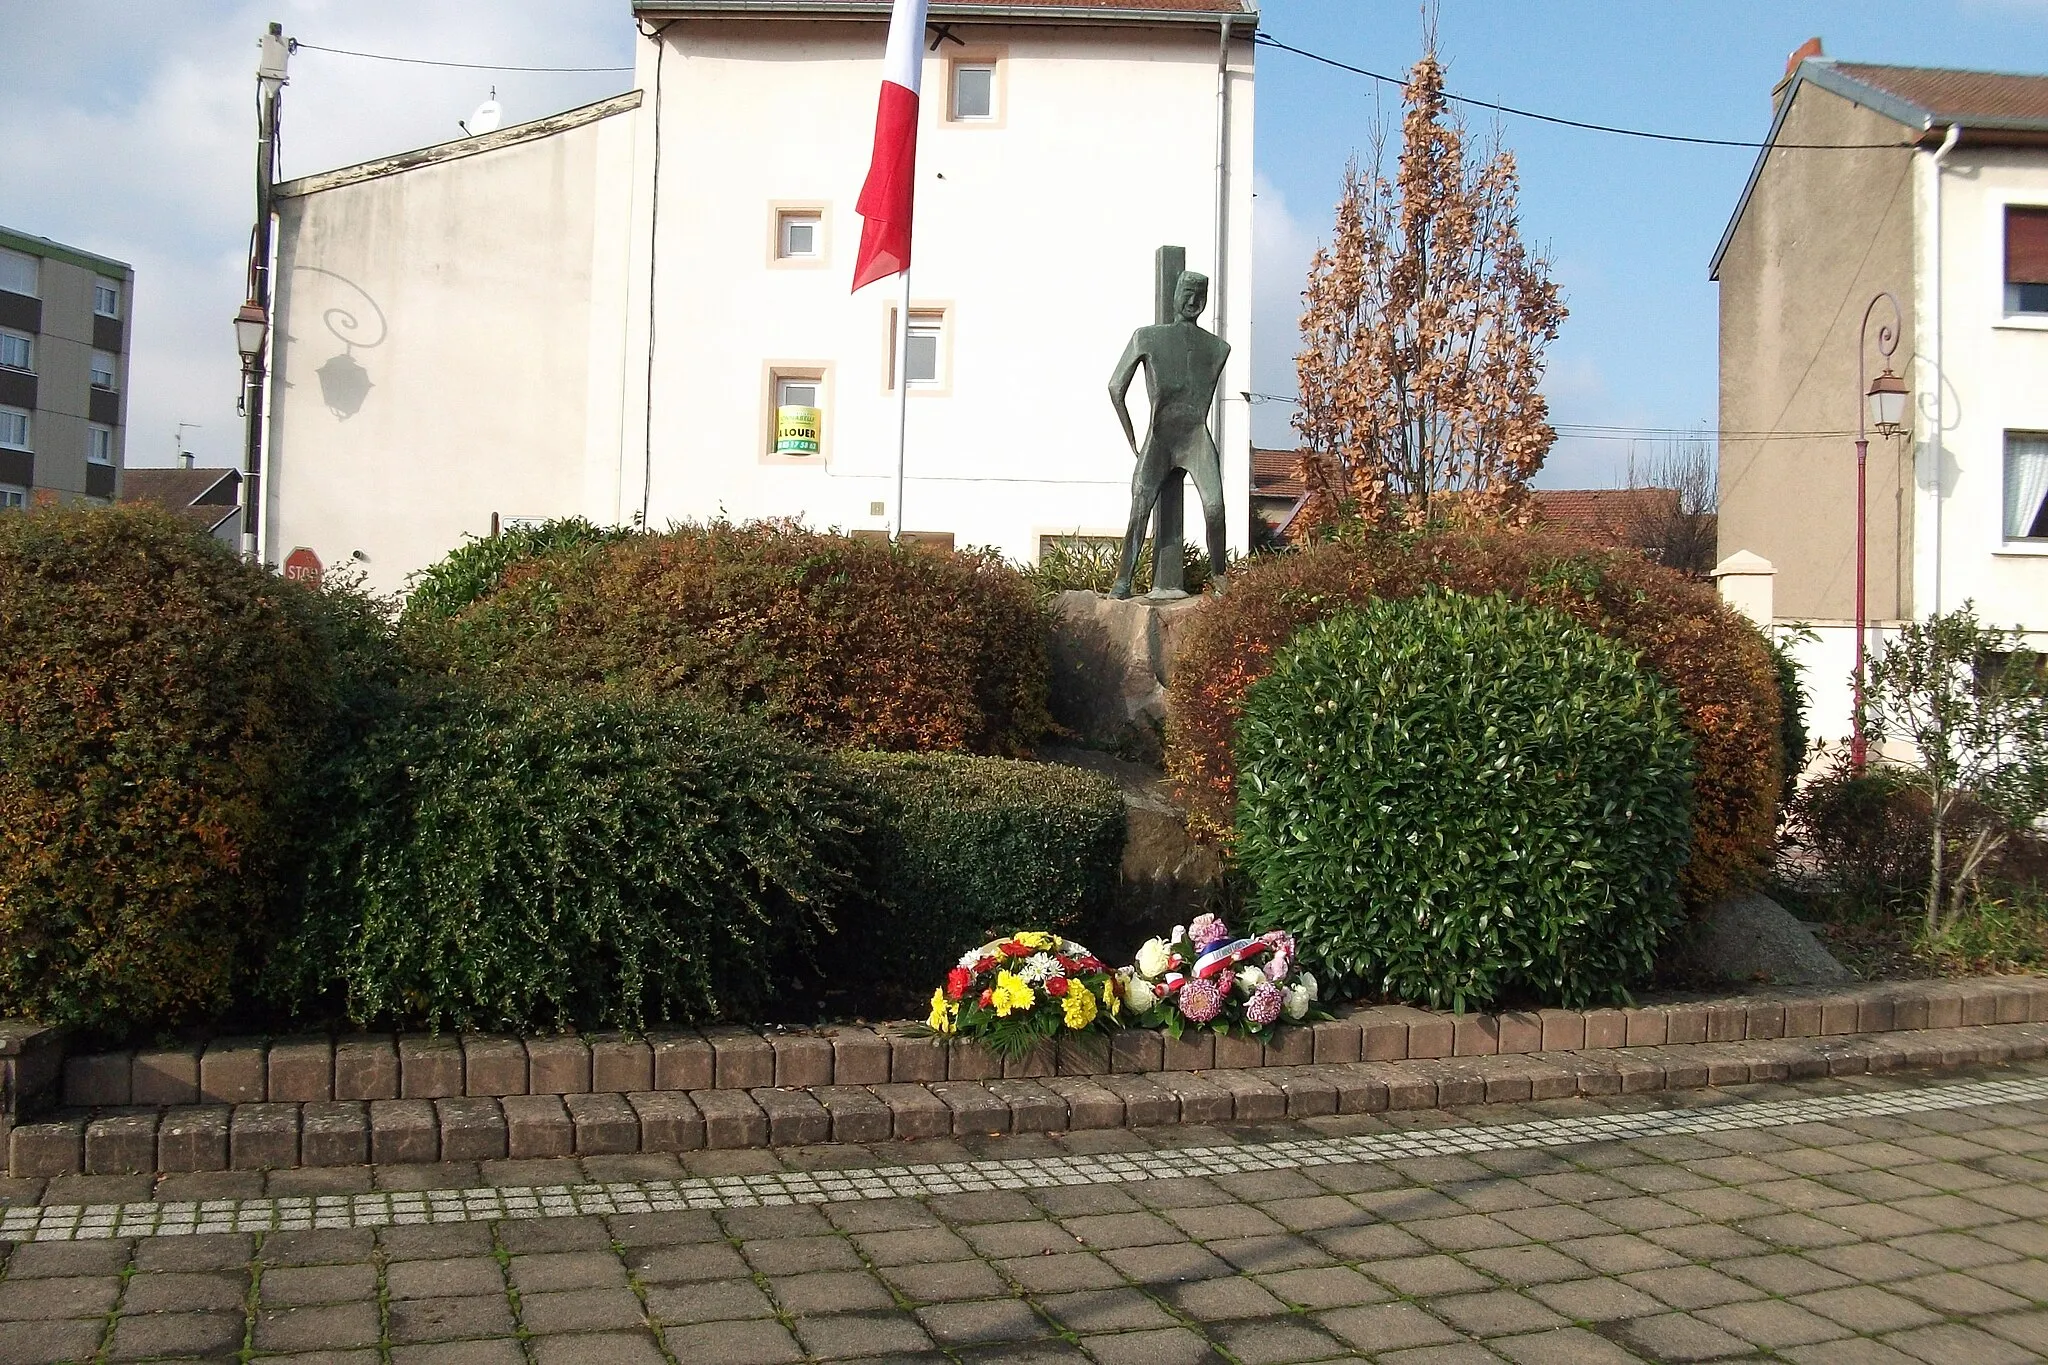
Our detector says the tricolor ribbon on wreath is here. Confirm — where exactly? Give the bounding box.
[1158,937,1270,995]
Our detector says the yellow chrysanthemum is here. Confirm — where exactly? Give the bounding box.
[927,988,957,1035]
[1099,978,1121,1021]
[991,971,1034,1018]
[1063,986,1099,1030]
[1014,931,1055,950]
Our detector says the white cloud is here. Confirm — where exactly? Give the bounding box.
[0,2,630,470]
[1247,170,1321,450]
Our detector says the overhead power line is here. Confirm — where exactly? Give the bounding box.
[289,40,632,74]
[1253,33,1917,152]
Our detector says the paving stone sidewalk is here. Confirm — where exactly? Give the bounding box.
[7,1063,2048,1364]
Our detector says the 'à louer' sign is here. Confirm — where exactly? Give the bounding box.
[776,405,821,457]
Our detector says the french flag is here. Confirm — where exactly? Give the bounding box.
[851,0,928,292]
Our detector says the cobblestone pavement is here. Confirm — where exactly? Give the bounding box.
[7,1065,2048,1364]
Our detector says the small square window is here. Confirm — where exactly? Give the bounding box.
[2006,431,2048,541]
[777,377,820,409]
[0,407,28,451]
[0,248,35,299]
[778,211,822,260]
[893,309,946,390]
[87,424,114,466]
[0,331,29,372]
[2008,207,2048,316]
[952,64,995,121]
[89,352,116,390]
[0,486,25,511]
[93,280,121,318]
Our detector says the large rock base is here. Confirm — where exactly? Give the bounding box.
[1046,590,1209,765]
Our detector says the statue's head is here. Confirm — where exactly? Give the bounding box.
[1174,271,1209,322]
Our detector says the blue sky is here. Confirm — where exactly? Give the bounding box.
[1,1,2043,486]
[1248,0,2048,484]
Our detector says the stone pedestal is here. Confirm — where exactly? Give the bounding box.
[1046,589,1208,765]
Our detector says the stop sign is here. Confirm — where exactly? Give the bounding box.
[283,546,323,588]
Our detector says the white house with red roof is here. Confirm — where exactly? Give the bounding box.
[263,0,1256,593]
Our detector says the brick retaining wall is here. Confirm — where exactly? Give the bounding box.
[57,976,2048,1109]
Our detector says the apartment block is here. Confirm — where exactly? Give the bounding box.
[0,226,133,508]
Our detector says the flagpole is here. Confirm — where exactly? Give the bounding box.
[892,264,912,543]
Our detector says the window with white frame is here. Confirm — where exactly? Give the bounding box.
[776,211,822,260]
[951,63,995,121]
[2006,431,2048,541]
[2008,208,2048,316]
[0,407,28,451]
[893,309,946,389]
[0,248,35,298]
[0,330,29,372]
[0,486,25,511]
[776,376,820,410]
[87,424,113,466]
[93,279,121,318]
[89,351,116,390]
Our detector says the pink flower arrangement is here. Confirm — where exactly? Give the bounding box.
[1121,916,1321,1037]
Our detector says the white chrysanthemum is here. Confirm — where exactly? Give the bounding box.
[1283,983,1312,1020]
[957,949,982,969]
[1135,938,1171,979]
[1235,965,1267,998]
[1018,952,1060,984]
[1300,972,1320,1003]
[1123,976,1159,1015]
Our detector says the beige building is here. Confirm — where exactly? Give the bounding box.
[0,227,132,509]
[1712,49,2048,748]
[265,0,1257,595]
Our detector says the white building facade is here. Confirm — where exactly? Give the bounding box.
[266,0,1257,595]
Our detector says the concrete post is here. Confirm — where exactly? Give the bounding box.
[1712,550,1776,627]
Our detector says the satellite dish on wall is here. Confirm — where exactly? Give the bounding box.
[459,87,502,137]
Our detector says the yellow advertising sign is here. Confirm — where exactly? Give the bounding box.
[775,405,822,456]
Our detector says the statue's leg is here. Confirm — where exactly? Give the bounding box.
[1187,440,1230,589]
[1112,460,1162,599]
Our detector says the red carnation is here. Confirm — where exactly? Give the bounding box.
[1046,977,1070,997]
[1078,956,1103,972]
[945,968,972,1001]
[978,988,994,1008]
[1001,941,1031,958]
[974,956,998,973]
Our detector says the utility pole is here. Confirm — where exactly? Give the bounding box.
[238,23,289,563]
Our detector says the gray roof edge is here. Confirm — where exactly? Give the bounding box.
[633,1,1258,25]
[1708,61,1929,282]
[0,226,134,279]
[275,90,644,200]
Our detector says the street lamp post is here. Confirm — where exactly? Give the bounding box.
[1853,292,1908,772]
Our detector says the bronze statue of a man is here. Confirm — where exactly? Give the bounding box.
[1108,270,1230,599]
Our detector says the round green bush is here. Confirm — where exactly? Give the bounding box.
[400,517,635,628]
[0,504,386,1032]
[1234,591,1696,1010]
[272,690,870,1031]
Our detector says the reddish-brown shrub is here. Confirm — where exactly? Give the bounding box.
[0,504,389,1031]
[1168,528,1782,907]
[407,520,1052,756]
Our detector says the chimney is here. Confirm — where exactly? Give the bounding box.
[180,449,194,470]
[1772,37,1823,113]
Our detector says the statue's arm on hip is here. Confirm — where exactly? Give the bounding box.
[1108,335,1146,458]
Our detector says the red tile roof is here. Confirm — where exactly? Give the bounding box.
[636,1,1251,15]
[1832,62,2048,128]
[1251,447,1309,499]
[1531,488,1681,543]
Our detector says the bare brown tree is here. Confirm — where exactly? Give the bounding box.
[1293,47,1566,533]
[1614,436,1719,577]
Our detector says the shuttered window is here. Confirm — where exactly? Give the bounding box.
[2008,206,2048,315]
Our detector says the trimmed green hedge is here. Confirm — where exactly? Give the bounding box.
[399,517,635,628]
[272,690,870,1031]
[1235,591,1696,1010]
[838,752,1126,1009]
